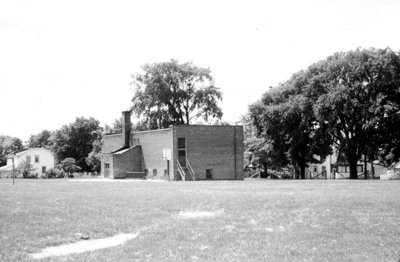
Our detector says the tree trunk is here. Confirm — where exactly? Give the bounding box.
[300,165,306,179]
[371,161,374,179]
[262,162,268,178]
[349,157,358,179]
[364,154,367,179]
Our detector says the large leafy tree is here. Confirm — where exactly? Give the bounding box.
[312,48,400,179]
[131,59,223,129]
[50,117,102,172]
[249,48,400,179]
[248,73,332,179]
[0,136,23,166]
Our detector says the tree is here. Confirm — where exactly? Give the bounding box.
[0,136,23,166]
[85,129,103,173]
[131,59,223,129]
[105,118,123,134]
[247,73,331,179]
[50,117,103,172]
[28,130,52,148]
[59,158,81,176]
[312,48,400,178]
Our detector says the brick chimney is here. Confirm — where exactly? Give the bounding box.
[122,111,131,148]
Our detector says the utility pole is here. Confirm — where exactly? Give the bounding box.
[12,153,15,186]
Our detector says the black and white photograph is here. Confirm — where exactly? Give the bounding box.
[1,0,400,261]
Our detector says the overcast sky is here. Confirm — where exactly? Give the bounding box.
[1,0,400,141]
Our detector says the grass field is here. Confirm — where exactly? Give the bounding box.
[1,179,400,261]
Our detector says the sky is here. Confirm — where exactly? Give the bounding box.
[1,0,400,141]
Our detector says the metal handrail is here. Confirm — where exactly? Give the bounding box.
[177,161,185,181]
[311,170,326,179]
[335,172,346,179]
[186,159,195,181]
[249,171,260,178]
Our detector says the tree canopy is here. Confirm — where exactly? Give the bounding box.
[131,59,223,129]
[248,48,400,179]
[50,117,102,172]
[28,130,52,148]
[0,135,23,166]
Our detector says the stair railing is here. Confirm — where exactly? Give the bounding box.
[311,170,326,179]
[177,160,185,181]
[249,171,260,178]
[186,159,195,181]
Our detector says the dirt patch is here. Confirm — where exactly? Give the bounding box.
[31,233,139,259]
[178,211,221,219]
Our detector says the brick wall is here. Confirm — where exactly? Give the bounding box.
[132,128,173,180]
[102,153,114,178]
[173,125,244,180]
[102,134,123,153]
[113,146,144,179]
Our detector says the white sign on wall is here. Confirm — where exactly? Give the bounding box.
[163,148,171,160]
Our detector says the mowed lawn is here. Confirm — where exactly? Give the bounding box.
[1,179,400,261]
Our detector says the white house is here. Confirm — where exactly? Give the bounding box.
[380,161,400,180]
[305,153,388,179]
[0,148,55,178]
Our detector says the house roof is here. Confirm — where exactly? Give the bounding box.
[0,165,12,171]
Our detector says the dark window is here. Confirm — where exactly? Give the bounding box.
[206,169,213,180]
[42,166,46,174]
[105,163,110,168]
[313,166,317,173]
[164,169,168,177]
[153,169,157,176]
[35,155,39,163]
[26,155,31,163]
[178,138,186,149]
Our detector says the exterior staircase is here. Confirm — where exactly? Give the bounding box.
[177,159,195,181]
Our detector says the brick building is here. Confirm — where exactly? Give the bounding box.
[101,111,244,180]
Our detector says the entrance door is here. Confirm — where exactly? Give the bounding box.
[178,150,186,167]
[322,166,326,179]
[206,169,213,180]
[177,138,186,167]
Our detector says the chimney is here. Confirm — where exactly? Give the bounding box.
[122,111,131,148]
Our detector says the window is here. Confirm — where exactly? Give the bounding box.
[153,169,157,176]
[105,163,110,168]
[178,138,186,149]
[338,166,347,173]
[42,166,46,174]
[338,165,363,173]
[35,155,39,163]
[313,166,317,173]
[26,155,31,163]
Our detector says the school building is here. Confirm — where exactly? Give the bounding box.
[101,111,244,180]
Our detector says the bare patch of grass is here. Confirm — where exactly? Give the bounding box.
[31,233,139,259]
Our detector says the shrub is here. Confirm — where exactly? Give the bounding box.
[46,168,65,179]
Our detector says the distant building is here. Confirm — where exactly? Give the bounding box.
[101,111,244,180]
[0,148,55,178]
[305,153,388,179]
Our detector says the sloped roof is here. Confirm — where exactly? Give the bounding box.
[112,145,140,155]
